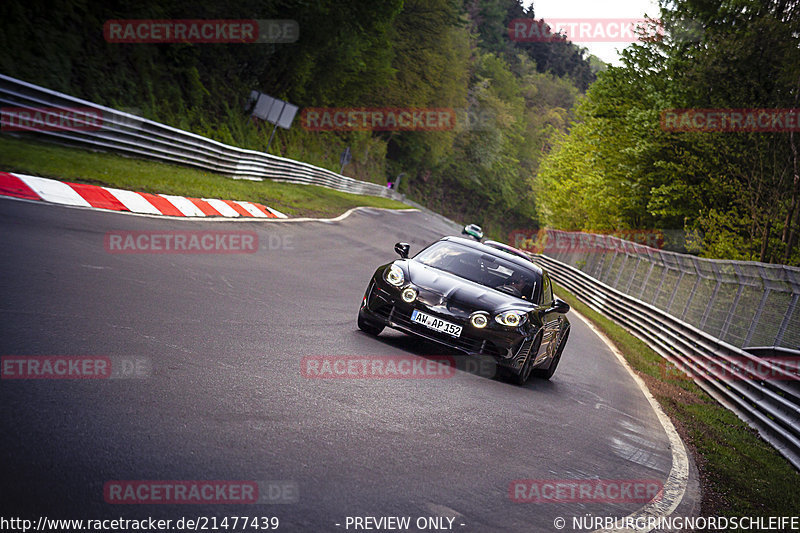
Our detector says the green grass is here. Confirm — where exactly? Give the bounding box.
[554,281,800,518]
[0,135,409,218]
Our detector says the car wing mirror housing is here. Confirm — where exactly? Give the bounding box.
[395,242,410,258]
[548,298,570,314]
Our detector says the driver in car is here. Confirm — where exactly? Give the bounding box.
[498,272,530,300]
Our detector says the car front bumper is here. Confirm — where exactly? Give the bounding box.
[360,279,538,371]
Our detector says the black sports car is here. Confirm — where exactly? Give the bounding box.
[357,236,571,384]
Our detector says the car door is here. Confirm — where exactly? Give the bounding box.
[534,273,560,365]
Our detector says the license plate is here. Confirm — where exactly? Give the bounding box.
[411,310,462,337]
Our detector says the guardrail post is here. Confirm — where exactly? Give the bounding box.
[719,283,745,344]
[604,244,619,284]
[653,264,668,306]
[699,277,722,330]
[591,238,606,279]
[681,258,702,321]
[745,286,772,347]
[667,270,685,314]
[639,261,656,301]
[625,253,642,293]
[613,247,629,289]
[775,293,798,348]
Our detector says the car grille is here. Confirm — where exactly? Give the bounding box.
[368,284,511,358]
[386,305,507,357]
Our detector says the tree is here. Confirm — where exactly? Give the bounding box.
[535,0,800,264]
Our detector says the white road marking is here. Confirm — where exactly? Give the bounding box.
[570,310,691,533]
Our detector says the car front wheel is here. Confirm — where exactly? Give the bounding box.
[513,336,542,386]
[357,313,384,336]
[533,329,569,380]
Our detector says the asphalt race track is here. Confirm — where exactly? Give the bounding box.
[0,197,696,532]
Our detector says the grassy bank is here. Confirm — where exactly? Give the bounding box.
[553,282,800,518]
[0,135,409,218]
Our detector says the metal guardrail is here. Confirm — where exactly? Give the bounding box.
[0,74,399,200]
[530,252,800,471]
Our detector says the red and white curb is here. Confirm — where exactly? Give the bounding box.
[0,171,288,219]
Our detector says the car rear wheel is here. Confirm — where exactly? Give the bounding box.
[533,329,569,380]
[358,314,384,336]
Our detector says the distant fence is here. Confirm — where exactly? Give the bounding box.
[0,74,398,199]
[519,228,799,352]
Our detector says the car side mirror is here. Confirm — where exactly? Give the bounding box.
[546,298,570,314]
[394,242,410,258]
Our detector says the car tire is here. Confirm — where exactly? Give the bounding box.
[358,314,384,336]
[513,335,542,386]
[533,329,569,380]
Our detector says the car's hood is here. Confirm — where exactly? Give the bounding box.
[405,260,536,313]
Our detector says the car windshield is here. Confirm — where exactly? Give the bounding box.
[414,241,539,300]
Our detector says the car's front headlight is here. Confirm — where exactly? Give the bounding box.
[495,310,528,327]
[401,287,418,303]
[470,311,489,328]
[385,264,405,286]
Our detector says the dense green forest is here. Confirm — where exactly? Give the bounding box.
[536,0,800,265]
[0,0,596,238]
[1,0,799,265]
